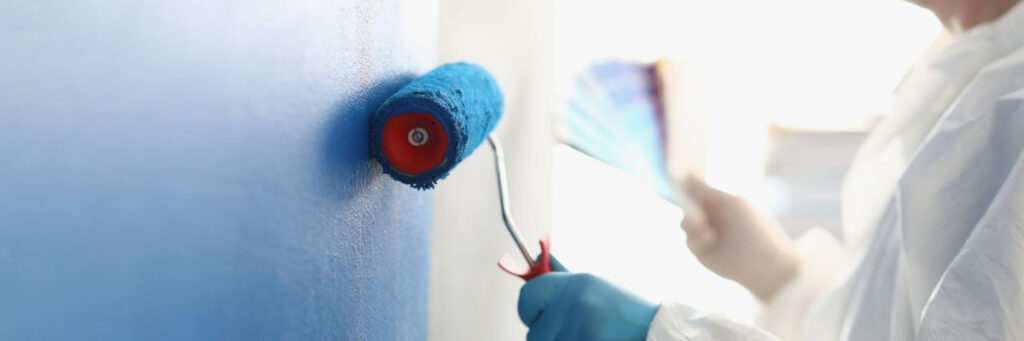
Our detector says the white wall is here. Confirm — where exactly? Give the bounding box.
[429,1,556,340]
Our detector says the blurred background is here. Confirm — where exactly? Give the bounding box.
[430,0,941,340]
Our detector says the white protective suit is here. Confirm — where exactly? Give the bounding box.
[648,3,1024,340]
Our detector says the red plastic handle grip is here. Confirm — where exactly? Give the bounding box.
[498,233,553,281]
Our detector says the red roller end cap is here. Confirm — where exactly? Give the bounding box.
[381,113,449,175]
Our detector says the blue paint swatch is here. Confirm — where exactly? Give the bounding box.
[561,61,678,203]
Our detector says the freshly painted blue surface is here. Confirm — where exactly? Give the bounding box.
[0,1,434,340]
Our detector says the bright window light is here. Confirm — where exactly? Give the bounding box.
[551,0,941,321]
[552,145,756,323]
[554,0,939,195]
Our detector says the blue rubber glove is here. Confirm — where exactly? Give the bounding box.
[517,259,658,341]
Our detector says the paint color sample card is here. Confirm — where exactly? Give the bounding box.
[558,61,678,204]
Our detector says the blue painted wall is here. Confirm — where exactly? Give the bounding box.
[0,1,434,339]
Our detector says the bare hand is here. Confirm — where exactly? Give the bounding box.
[681,177,799,301]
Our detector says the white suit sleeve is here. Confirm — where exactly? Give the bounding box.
[646,302,779,341]
[915,155,1024,340]
[755,228,848,341]
[644,229,847,341]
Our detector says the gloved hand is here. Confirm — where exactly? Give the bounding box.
[681,176,798,300]
[517,260,658,341]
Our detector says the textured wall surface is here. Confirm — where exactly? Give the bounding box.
[0,1,436,339]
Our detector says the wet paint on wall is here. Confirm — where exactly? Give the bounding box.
[0,0,437,339]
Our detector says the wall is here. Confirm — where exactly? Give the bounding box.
[429,1,556,340]
[0,0,437,339]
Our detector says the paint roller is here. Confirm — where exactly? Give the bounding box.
[369,62,552,281]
